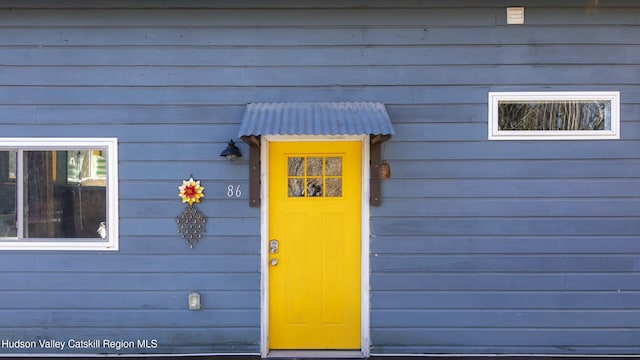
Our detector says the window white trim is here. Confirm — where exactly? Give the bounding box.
[0,138,119,251]
[488,91,620,140]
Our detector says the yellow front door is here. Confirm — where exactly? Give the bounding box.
[268,140,362,349]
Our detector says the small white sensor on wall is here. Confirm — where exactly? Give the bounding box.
[507,7,525,25]
[188,292,201,310]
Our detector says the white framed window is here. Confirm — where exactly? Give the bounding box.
[0,138,118,250]
[488,91,620,140]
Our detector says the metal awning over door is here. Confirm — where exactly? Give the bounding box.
[237,102,395,137]
[237,101,395,207]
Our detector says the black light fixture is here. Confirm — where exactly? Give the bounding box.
[220,139,242,161]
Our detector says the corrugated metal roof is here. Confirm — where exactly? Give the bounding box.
[237,102,395,137]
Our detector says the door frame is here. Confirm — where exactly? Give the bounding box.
[260,134,371,358]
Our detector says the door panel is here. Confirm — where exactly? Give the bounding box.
[269,141,361,349]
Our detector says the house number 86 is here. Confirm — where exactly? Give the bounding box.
[227,185,242,198]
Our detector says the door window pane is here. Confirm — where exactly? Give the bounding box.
[307,157,323,176]
[288,157,304,176]
[307,178,323,196]
[325,157,342,176]
[325,178,342,197]
[288,178,305,197]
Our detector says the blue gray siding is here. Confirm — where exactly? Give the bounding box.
[0,0,638,355]
[369,1,640,355]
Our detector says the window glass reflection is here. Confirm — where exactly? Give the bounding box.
[0,151,17,237]
[288,178,305,197]
[24,150,106,238]
[288,157,304,176]
[307,178,323,196]
[307,157,323,176]
[326,178,342,197]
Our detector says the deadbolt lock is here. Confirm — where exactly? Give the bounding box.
[269,239,279,254]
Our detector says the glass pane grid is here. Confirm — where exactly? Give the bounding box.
[287,155,342,198]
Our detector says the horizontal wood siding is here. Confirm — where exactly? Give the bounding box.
[0,0,638,355]
[368,0,640,356]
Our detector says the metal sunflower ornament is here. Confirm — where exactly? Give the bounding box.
[179,176,204,206]
[176,176,207,248]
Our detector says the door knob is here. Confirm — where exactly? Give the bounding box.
[270,258,279,266]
